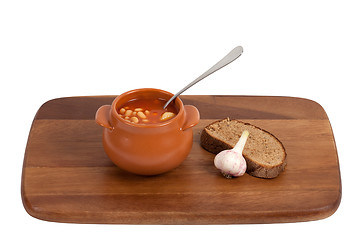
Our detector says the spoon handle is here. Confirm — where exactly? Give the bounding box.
[164,46,243,109]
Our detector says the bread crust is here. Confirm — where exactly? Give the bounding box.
[200,119,287,179]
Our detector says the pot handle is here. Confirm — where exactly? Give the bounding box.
[95,105,113,130]
[182,105,200,131]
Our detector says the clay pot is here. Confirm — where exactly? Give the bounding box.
[95,88,200,175]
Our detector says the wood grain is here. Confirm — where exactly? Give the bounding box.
[21,95,341,224]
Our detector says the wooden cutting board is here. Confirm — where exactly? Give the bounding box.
[21,95,341,224]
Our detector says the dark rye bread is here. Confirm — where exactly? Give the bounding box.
[201,118,287,178]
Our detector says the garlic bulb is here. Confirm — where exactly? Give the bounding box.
[214,130,249,178]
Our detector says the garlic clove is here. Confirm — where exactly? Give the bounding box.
[214,130,249,178]
[214,150,247,178]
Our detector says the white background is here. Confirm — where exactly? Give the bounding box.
[1,0,359,239]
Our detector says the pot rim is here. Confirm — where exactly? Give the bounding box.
[111,88,184,128]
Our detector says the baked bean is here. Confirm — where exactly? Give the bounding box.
[145,110,150,115]
[119,108,126,114]
[125,110,132,117]
[134,108,143,112]
[130,117,139,123]
[160,112,176,121]
[137,111,146,119]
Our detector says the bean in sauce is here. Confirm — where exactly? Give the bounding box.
[117,98,178,124]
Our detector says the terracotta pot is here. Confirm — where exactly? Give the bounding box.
[95,88,200,175]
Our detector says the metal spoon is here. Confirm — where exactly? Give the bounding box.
[163,46,243,109]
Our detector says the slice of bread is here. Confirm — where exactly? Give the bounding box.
[200,118,287,178]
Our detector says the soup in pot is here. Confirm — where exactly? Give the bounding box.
[117,98,178,124]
